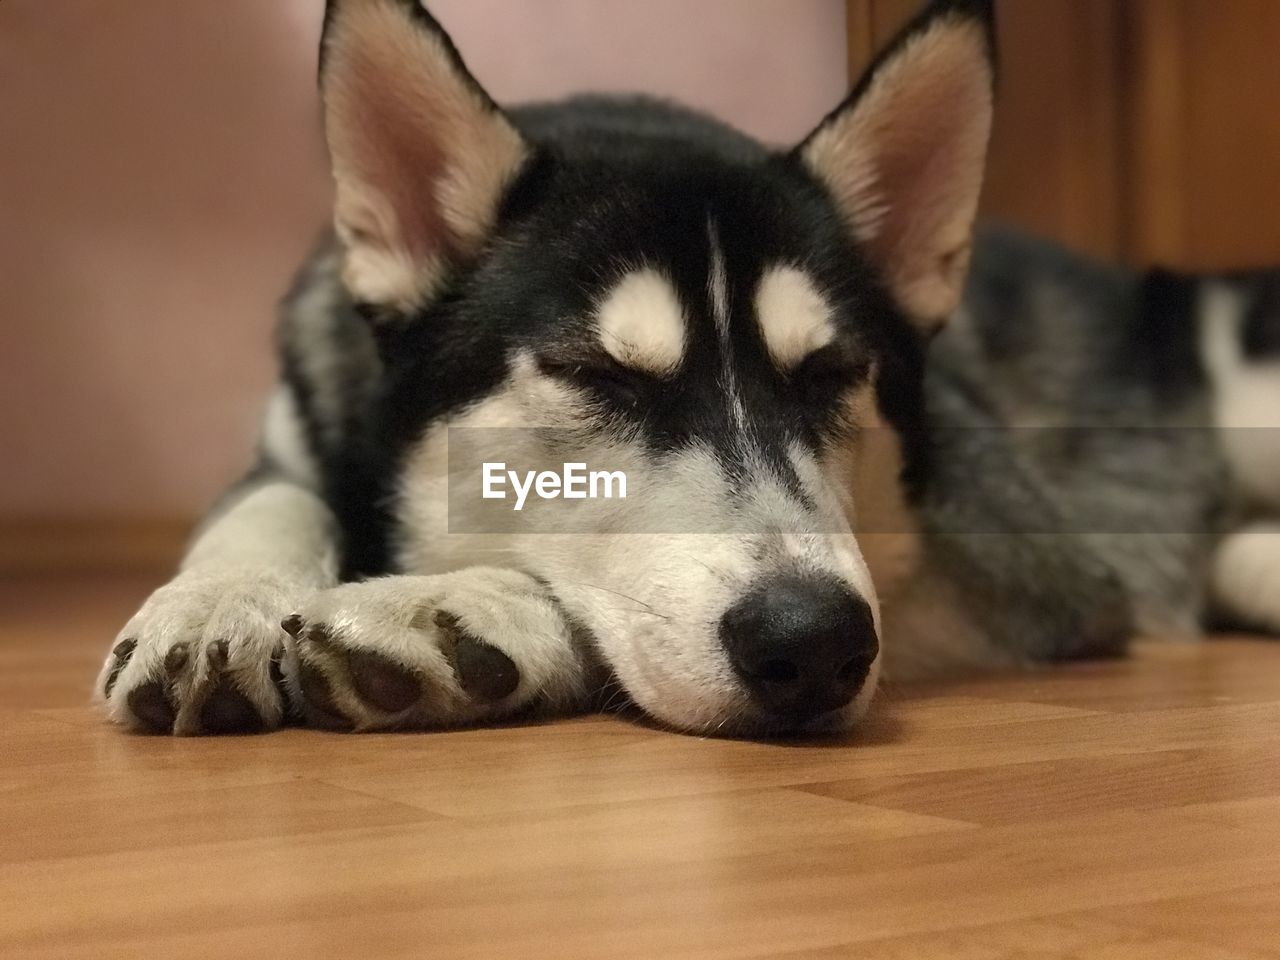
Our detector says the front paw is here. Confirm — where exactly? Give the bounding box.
[283,574,560,731]
[97,572,305,735]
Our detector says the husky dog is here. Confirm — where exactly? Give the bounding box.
[96,0,1279,738]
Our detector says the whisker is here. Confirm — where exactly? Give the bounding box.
[563,580,674,621]
[597,675,632,714]
[683,552,733,584]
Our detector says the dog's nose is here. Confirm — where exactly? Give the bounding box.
[720,575,878,722]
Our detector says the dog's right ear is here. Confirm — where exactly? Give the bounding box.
[321,0,530,311]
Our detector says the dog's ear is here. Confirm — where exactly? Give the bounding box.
[320,0,530,311]
[795,0,996,332]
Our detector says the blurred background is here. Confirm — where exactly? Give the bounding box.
[3,0,1280,573]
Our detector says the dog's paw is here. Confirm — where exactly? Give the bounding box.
[1213,524,1280,633]
[97,572,305,735]
[283,572,575,731]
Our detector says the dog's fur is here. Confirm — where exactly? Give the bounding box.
[97,0,1280,738]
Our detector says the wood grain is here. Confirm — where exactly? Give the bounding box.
[1120,0,1190,266]
[0,518,188,576]
[848,0,1280,268]
[845,0,875,76]
[1170,0,1280,268]
[1,574,1278,958]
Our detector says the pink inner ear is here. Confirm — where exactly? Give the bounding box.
[335,47,451,263]
[803,17,993,323]
[321,0,529,307]
[861,32,992,287]
[324,3,458,266]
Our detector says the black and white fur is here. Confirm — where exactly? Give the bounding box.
[97,0,1280,738]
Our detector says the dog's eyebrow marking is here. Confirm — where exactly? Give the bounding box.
[755,266,837,370]
[596,269,687,375]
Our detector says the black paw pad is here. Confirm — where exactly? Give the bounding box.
[346,650,422,714]
[199,680,265,735]
[454,639,520,702]
[163,642,190,676]
[281,614,304,639]
[127,680,176,733]
[206,639,231,672]
[435,612,520,702]
[104,638,137,698]
[298,662,352,731]
[304,623,336,647]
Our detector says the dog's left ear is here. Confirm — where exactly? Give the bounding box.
[320,0,530,311]
[795,0,996,332]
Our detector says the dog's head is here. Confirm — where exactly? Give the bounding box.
[319,0,996,734]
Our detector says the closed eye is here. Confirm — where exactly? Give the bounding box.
[783,344,873,444]
[788,344,871,397]
[536,354,663,408]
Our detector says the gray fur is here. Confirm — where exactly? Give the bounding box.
[923,227,1232,659]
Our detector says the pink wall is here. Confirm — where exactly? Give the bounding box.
[0,0,848,520]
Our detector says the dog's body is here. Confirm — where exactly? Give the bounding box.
[97,0,1280,738]
[900,228,1270,674]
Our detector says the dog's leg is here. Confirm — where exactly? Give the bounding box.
[283,570,600,731]
[1211,522,1280,632]
[96,472,340,734]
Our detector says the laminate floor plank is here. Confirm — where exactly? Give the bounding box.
[1,575,1275,958]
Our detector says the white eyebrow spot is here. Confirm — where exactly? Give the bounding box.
[755,266,836,369]
[596,269,687,375]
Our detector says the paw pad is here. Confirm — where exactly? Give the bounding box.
[207,638,231,671]
[199,680,265,735]
[347,649,422,713]
[127,680,176,733]
[163,642,190,676]
[102,574,300,736]
[298,661,353,731]
[435,611,520,702]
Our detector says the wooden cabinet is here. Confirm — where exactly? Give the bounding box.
[848,0,1280,269]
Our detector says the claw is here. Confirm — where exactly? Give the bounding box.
[103,638,138,698]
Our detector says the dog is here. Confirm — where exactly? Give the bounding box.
[96,0,1279,738]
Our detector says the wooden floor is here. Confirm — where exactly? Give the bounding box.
[2,574,1278,959]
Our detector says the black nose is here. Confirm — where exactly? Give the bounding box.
[720,575,878,722]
